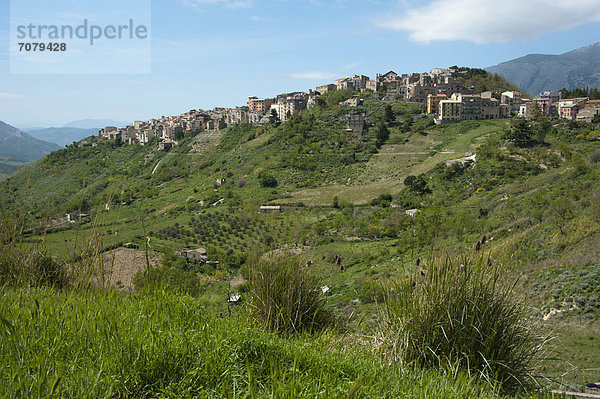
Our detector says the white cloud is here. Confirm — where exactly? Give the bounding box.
[178,0,252,9]
[375,0,600,44]
[0,92,27,101]
[251,15,272,22]
[289,71,338,80]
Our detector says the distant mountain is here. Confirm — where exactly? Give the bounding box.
[24,127,99,147]
[63,119,129,129]
[486,42,600,97]
[0,120,60,160]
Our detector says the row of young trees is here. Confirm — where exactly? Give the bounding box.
[559,86,600,100]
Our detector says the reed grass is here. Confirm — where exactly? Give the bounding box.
[380,255,543,394]
[247,255,333,335]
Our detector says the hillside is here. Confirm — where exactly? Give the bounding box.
[0,153,30,182]
[2,97,600,395]
[486,42,600,96]
[0,120,61,160]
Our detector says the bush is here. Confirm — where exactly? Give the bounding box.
[248,256,332,335]
[0,216,69,288]
[258,171,278,188]
[0,248,69,289]
[370,193,393,207]
[404,175,428,194]
[381,256,541,394]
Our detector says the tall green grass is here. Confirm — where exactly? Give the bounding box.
[380,256,543,394]
[1,187,124,290]
[0,212,69,289]
[0,287,548,398]
[248,256,333,335]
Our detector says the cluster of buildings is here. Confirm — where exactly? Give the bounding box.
[102,66,600,148]
[427,91,517,123]
[317,68,520,124]
[99,109,222,145]
[317,68,472,103]
[98,91,321,146]
[519,91,600,122]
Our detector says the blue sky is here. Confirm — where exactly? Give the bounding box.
[1,0,600,127]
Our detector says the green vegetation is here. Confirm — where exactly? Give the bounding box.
[2,95,600,396]
[0,153,30,182]
[382,256,542,394]
[559,87,600,100]
[247,256,332,335]
[1,287,546,398]
[450,66,523,95]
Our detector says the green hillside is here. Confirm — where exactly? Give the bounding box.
[2,97,600,397]
[0,153,30,181]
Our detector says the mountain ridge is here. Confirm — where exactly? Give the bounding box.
[24,127,99,147]
[486,42,600,96]
[0,120,61,160]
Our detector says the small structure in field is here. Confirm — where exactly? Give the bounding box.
[181,248,208,261]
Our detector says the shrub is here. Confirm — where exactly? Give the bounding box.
[247,256,332,335]
[380,256,542,394]
[370,193,393,207]
[258,171,278,188]
[0,247,68,289]
[404,175,428,194]
[0,216,69,288]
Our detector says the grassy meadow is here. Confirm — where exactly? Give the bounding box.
[2,93,600,396]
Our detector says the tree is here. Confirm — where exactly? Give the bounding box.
[504,119,535,147]
[404,175,427,194]
[535,119,552,143]
[269,109,280,124]
[530,102,542,121]
[315,97,326,108]
[370,193,393,207]
[376,122,390,148]
[384,104,395,123]
[258,171,278,188]
[332,195,339,209]
[402,114,413,132]
[174,126,184,141]
[550,197,573,235]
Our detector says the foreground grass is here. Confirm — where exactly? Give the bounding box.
[0,288,549,398]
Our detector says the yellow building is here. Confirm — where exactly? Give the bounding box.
[427,93,447,114]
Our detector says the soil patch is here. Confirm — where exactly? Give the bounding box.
[102,248,162,289]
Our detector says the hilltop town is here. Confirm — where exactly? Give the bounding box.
[96,66,600,149]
